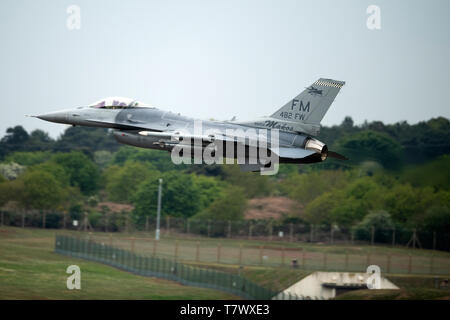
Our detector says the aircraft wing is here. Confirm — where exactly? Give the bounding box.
[138,131,319,159]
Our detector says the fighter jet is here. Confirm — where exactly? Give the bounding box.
[34,78,348,173]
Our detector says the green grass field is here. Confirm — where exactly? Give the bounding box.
[0,226,238,299]
[1,226,450,300]
[336,288,450,300]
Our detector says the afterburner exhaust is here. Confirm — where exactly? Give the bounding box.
[304,138,328,161]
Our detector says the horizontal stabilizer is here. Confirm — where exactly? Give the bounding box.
[272,147,316,159]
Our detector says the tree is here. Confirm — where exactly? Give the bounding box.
[1,125,29,146]
[382,183,422,225]
[52,152,100,195]
[334,130,403,169]
[340,116,354,130]
[54,126,118,154]
[420,205,450,234]
[111,146,185,172]
[353,210,395,243]
[21,170,66,210]
[0,178,25,208]
[0,126,29,159]
[400,155,450,191]
[104,161,159,203]
[330,177,386,226]
[304,191,343,225]
[5,151,52,166]
[0,162,26,180]
[28,161,71,187]
[93,150,114,169]
[280,170,348,205]
[27,130,54,151]
[221,165,272,198]
[191,174,226,210]
[131,171,202,220]
[192,186,247,221]
[303,175,386,226]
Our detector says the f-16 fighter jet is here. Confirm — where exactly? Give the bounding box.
[34,78,348,174]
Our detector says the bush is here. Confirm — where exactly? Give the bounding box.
[353,210,395,243]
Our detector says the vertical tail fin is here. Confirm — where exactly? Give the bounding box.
[271,78,345,125]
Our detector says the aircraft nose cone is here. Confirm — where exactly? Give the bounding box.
[36,111,68,124]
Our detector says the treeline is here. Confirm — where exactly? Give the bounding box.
[0,117,449,237]
[0,126,119,159]
[1,116,449,165]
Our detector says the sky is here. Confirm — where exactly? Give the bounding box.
[1,0,449,138]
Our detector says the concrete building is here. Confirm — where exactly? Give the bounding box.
[274,271,399,300]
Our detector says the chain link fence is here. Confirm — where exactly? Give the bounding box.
[80,233,450,275]
[55,234,312,300]
[3,210,450,251]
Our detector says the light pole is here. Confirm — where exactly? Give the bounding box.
[155,178,163,240]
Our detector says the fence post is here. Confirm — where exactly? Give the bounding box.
[433,231,436,251]
[207,220,211,238]
[367,252,371,266]
[269,221,273,241]
[21,210,25,228]
[104,215,108,233]
[387,254,391,273]
[42,211,46,229]
[259,245,263,265]
[301,248,305,269]
[309,224,314,242]
[345,250,349,270]
[187,219,190,235]
[430,254,434,274]
[153,240,157,256]
[217,243,221,263]
[323,252,327,271]
[330,225,334,245]
[412,229,417,249]
[289,223,293,242]
[370,226,375,245]
[109,233,113,246]
[63,212,66,229]
[281,246,285,266]
[166,216,170,236]
[392,228,396,247]
[196,241,200,262]
[408,254,412,274]
[126,214,130,234]
[351,229,354,245]
[227,221,231,238]
[248,222,253,240]
[239,244,243,266]
[131,237,135,253]
[175,240,179,260]
[145,216,149,232]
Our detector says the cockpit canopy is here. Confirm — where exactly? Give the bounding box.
[89,97,153,109]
